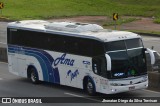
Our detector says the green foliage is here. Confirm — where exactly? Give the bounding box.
[154,18,160,24]
[0,0,160,21]
[128,30,160,35]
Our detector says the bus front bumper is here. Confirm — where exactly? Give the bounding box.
[106,81,148,94]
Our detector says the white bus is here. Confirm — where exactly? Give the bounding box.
[7,20,155,95]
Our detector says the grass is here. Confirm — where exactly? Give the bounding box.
[154,18,160,24]
[127,30,160,36]
[103,18,140,26]
[0,0,160,21]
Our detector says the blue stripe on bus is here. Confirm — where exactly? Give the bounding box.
[8,45,51,82]
[8,45,60,84]
[40,50,60,83]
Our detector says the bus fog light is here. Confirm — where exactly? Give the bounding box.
[111,89,116,92]
[145,84,148,87]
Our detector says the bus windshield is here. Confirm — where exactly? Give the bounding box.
[105,38,143,51]
[105,38,147,79]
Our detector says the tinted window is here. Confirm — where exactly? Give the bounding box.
[105,40,125,51]
[8,28,106,57]
[77,39,93,56]
[105,38,143,52]
[64,36,78,54]
[19,30,50,50]
[51,35,65,52]
[93,41,104,56]
[7,28,20,45]
[126,38,143,49]
[92,55,107,78]
[8,28,100,57]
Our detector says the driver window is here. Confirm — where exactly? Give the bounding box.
[92,56,107,78]
[92,57,101,75]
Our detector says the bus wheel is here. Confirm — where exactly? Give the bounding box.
[86,78,95,95]
[30,68,39,84]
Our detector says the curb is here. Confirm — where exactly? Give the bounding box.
[148,71,160,89]
[136,32,160,37]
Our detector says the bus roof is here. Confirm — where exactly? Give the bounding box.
[7,20,141,42]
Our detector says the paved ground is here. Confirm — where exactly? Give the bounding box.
[0,62,160,106]
[142,36,160,53]
[49,16,160,32]
[119,17,160,31]
[1,16,160,33]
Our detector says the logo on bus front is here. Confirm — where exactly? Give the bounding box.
[52,53,75,68]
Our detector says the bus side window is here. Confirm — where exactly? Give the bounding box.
[51,35,65,52]
[78,39,93,56]
[9,29,20,45]
[64,37,78,54]
[93,41,104,56]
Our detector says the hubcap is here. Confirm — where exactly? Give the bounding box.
[31,71,36,82]
[87,82,93,93]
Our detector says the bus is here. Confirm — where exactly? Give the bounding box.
[7,20,156,95]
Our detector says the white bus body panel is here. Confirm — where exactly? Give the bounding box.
[8,46,148,94]
[8,46,93,89]
[8,51,44,80]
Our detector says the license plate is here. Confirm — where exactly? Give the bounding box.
[129,86,135,90]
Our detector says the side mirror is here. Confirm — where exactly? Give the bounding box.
[146,48,155,65]
[105,54,111,71]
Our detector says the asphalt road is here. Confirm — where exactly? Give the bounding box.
[0,22,160,106]
[0,62,160,106]
[142,36,160,53]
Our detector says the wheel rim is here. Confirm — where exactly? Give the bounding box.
[31,71,36,82]
[87,82,93,94]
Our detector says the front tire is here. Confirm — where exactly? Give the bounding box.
[30,68,39,84]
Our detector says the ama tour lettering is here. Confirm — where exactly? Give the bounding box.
[67,70,79,81]
[52,53,75,67]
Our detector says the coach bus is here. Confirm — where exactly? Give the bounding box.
[7,20,155,95]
